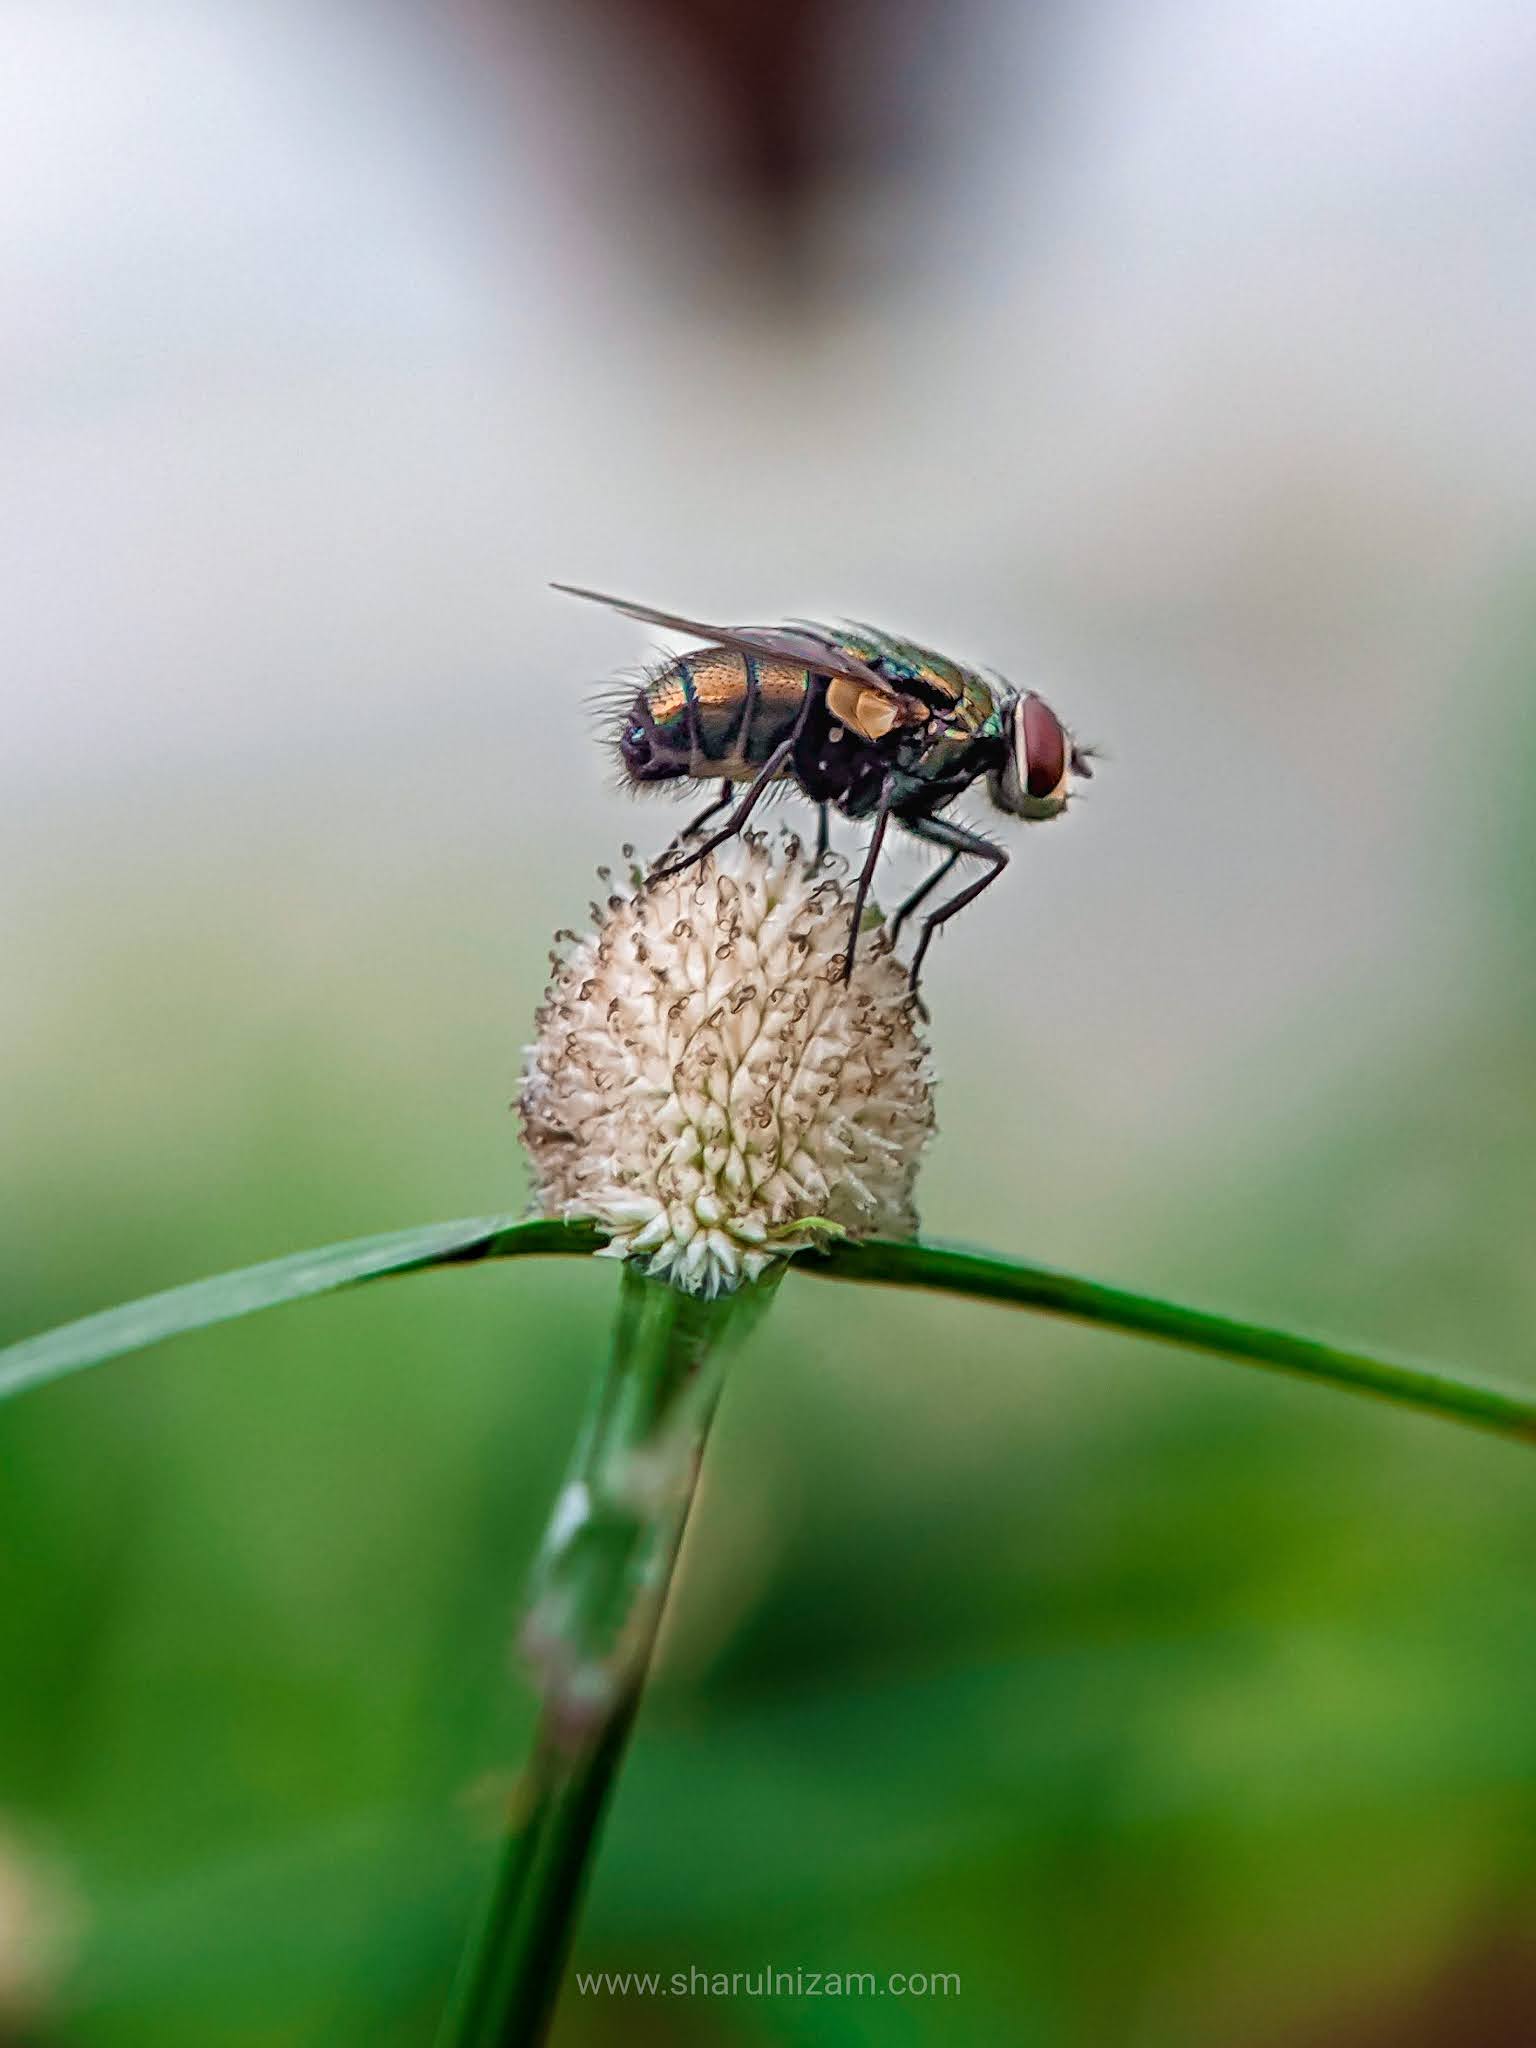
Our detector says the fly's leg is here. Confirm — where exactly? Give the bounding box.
[900,815,1009,994]
[842,775,895,982]
[651,685,821,881]
[889,849,960,942]
[815,804,831,864]
[655,781,735,871]
[681,780,734,839]
[649,737,795,882]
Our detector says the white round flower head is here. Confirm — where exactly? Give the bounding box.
[520,833,934,1295]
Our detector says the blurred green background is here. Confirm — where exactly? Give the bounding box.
[5,2,1536,2042]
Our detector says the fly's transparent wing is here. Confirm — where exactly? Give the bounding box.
[552,583,916,708]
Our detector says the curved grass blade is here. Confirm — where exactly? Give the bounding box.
[805,1239,1536,1446]
[0,1217,602,1403]
[4,1221,1533,1449]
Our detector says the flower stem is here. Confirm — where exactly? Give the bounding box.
[439,1265,773,2048]
[435,1712,639,2048]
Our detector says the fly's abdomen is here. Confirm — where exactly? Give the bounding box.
[619,649,808,785]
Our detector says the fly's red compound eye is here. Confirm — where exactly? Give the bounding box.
[1022,694,1068,800]
[990,690,1081,820]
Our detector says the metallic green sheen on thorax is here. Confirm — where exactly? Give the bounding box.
[829,625,1007,787]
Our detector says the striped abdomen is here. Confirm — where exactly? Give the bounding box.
[619,648,809,785]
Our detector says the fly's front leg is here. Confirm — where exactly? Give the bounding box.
[815,804,831,864]
[890,849,960,942]
[899,815,1009,994]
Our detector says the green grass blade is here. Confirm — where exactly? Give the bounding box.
[805,1239,1536,1446]
[0,1217,602,1402]
[6,1221,1533,1449]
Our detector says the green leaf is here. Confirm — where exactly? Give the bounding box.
[0,1216,602,1402]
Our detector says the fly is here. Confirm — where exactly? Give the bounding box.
[556,582,1094,989]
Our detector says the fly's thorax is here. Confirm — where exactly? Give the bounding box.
[834,626,970,707]
[890,668,1004,786]
[619,648,809,784]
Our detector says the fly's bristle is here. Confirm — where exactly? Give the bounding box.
[586,679,642,723]
[604,760,698,805]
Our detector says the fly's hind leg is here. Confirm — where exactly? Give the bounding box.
[899,815,1009,995]
[649,737,796,882]
[654,780,735,871]
[650,688,817,883]
[682,780,733,839]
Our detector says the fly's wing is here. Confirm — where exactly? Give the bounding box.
[552,583,924,722]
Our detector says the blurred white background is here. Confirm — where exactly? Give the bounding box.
[5,0,1535,1285]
